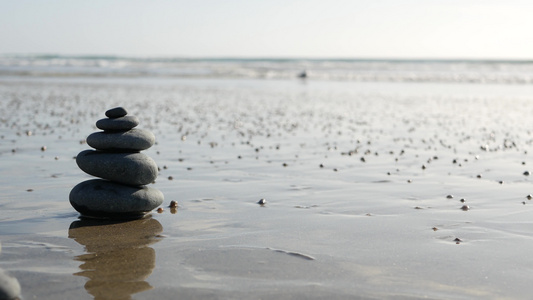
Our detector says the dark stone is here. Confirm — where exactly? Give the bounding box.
[76,150,158,186]
[87,129,155,151]
[69,179,164,219]
[105,107,128,118]
[96,116,139,131]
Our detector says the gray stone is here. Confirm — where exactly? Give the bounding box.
[105,107,128,118]
[0,269,21,300]
[76,150,158,186]
[96,116,139,131]
[69,179,164,219]
[86,128,155,151]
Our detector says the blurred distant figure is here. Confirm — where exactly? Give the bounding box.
[298,70,307,79]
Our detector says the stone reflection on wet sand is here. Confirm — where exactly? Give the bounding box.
[68,217,162,300]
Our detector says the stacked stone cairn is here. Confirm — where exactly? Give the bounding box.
[70,107,164,219]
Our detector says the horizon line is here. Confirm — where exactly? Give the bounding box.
[1,53,533,63]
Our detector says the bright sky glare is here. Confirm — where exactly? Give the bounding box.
[1,0,532,59]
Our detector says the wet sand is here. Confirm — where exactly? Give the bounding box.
[2,77,533,299]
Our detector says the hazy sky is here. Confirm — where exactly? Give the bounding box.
[1,0,532,59]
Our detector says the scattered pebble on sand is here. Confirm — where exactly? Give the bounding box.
[169,200,178,208]
[527,194,532,200]
[524,171,530,176]
[446,195,454,199]
[258,198,267,205]
[157,207,164,213]
[460,205,470,211]
[0,269,21,300]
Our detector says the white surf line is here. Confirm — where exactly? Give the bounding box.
[265,247,316,261]
[219,245,316,261]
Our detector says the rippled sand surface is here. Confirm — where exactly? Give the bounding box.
[2,78,533,299]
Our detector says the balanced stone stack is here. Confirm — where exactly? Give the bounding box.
[70,107,164,219]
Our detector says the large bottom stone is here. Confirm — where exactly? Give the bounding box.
[69,179,164,219]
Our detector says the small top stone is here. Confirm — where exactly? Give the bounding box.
[105,107,128,119]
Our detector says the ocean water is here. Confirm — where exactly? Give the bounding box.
[2,56,533,299]
[1,54,533,84]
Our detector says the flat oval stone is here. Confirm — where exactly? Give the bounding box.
[86,128,155,151]
[105,107,128,118]
[76,150,158,186]
[96,116,139,131]
[69,179,164,219]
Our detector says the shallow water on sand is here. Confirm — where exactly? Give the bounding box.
[2,77,533,299]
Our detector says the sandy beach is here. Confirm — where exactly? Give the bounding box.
[2,73,533,299]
